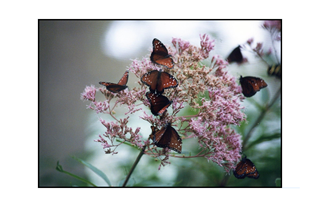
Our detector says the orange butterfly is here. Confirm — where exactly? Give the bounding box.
[240,76,267,97]
[150,38,174,69]
[233,156,259,179]
[141,70,178,95]
[146,92,172,116]
[152,123,182,153]
[99,70,129,93]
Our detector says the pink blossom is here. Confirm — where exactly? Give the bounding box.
[253,42,264,56]
[262,20,281,31]
[172,37,190,55]
[247,37,254,45]
[81,85,96,102]
[199,34,215,59]
[81,34,246,172]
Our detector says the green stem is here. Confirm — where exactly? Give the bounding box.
[219,174,230,186]
[56,162,97,187]
[122,145,146,187]
[242,87,281,151]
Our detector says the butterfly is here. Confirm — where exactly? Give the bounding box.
[146,92,172,116]
[141,70,178,95]
[226,45,244,64]
[152,123,182,153]
[268,64,281,79]
[233,156,260,179]
[99,70,129,93]
[239,76,268,97]
[150,38,174,69]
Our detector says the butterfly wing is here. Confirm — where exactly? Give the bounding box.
[247,170,260,179]
[234,157,259,179]
[141,70,178,94]
[118,70,129,85]
[99,82,113,88]
[243,158,257,175]
[233,158,247,179]
[166,124,182,153]
[141,70,160,93]
[244,158,259,179]
[227,45,243,63]
[160,71,178,91]
[240,76,267,97]
[239,77,255,97]
[99,82,128,93]
[99,70,129,93]
[106,85,128,93]
[150,38,174,69]
[153,125,166,145]
[146,92,172,116]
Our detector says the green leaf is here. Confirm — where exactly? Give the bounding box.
[56,161,63,172]
[55,161,97,187]
[72,156,112,186]
[246,132,281,150]
[275,178,281,187]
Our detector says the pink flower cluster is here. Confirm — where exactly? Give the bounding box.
[81,34,246,172]
[245,21,281,64]
[262,20,281,32]
[262,20,281,41]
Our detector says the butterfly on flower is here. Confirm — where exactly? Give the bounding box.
[99,70,129,93]
[141,69,178,95]
[151,123,182,153]
[150,38,175,69]
[233,156,259,179]
[146,92,172,116]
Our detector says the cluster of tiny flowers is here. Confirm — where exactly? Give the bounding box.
[262,20,281,41]
[262,20,281,32]
[245,21,281,63]
[81,34,246,172]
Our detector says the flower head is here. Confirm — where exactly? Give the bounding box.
[81,34,246,172]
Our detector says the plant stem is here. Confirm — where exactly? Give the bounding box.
[219,174,230,186]
[122,145,146,187]
[242,87,281,151]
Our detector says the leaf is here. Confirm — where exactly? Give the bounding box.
[246,132,281,150]
[72,156,112,186]
[275,178,281,187]
[55,161,97,187]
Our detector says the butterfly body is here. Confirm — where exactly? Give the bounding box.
[99,70,129,93]
[150,38,174,69]
[146,92,172,116]
[152,123,182,153]
[141,70,178,94]
[239,76,267,97]
[233,156,259,179]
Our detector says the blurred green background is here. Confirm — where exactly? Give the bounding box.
[39,20,281,187]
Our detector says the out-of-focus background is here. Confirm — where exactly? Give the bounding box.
[39,20,281,187]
